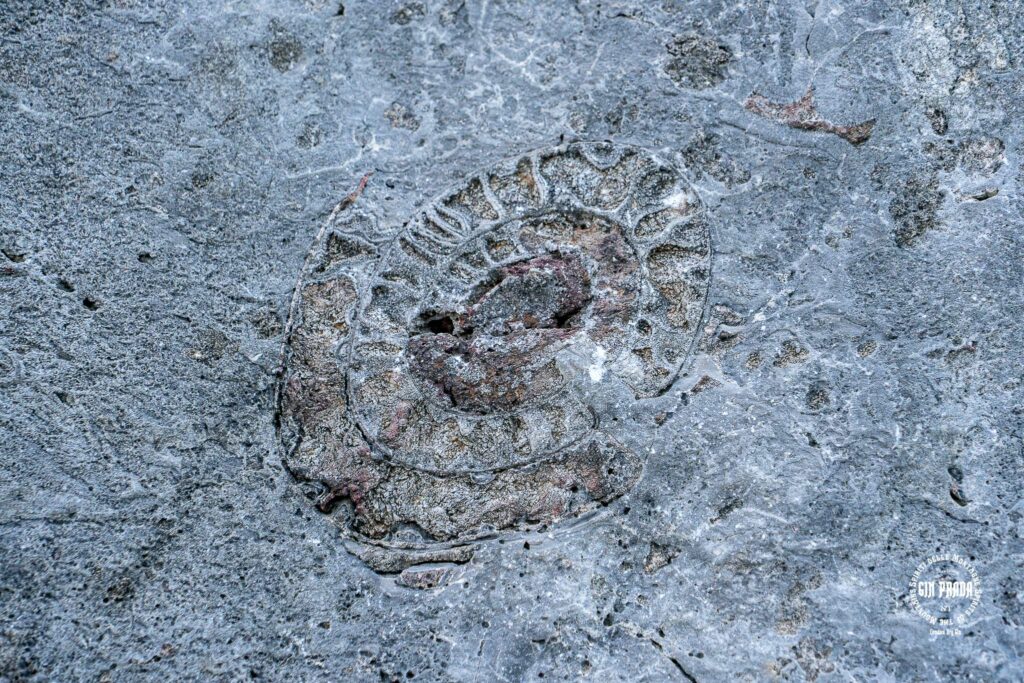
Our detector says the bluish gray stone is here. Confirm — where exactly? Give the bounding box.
[1,1,1021,681]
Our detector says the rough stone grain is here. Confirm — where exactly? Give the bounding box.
[1,1,1022,681]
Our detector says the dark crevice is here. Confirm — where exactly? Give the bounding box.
[668,656,698,683]
[415,311,472,339]
[950,487,969,506]
[551,307,581,329]
[423,314,455,335]
[435,379,462,410]
[646,635,698,682]
[948,464,969,506]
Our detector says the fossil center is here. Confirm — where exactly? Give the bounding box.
[408,249,592,415]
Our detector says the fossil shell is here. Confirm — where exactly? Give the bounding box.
[278,141,711,558]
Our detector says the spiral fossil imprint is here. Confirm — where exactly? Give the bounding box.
[277,141,712,564]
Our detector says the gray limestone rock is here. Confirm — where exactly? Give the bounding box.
[1,1,1022,681]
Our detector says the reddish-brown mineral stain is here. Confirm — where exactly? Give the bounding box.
[744,87,875,145]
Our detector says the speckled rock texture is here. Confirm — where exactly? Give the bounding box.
[1,1,1022,681]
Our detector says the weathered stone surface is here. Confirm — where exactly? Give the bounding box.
[2,1,1022,681]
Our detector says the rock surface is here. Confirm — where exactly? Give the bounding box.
[1,1,1022,681]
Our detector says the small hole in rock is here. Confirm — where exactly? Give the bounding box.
[428,317,454,334]
[83,297,100,310]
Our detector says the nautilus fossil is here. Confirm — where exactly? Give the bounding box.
[277,141,711,576]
